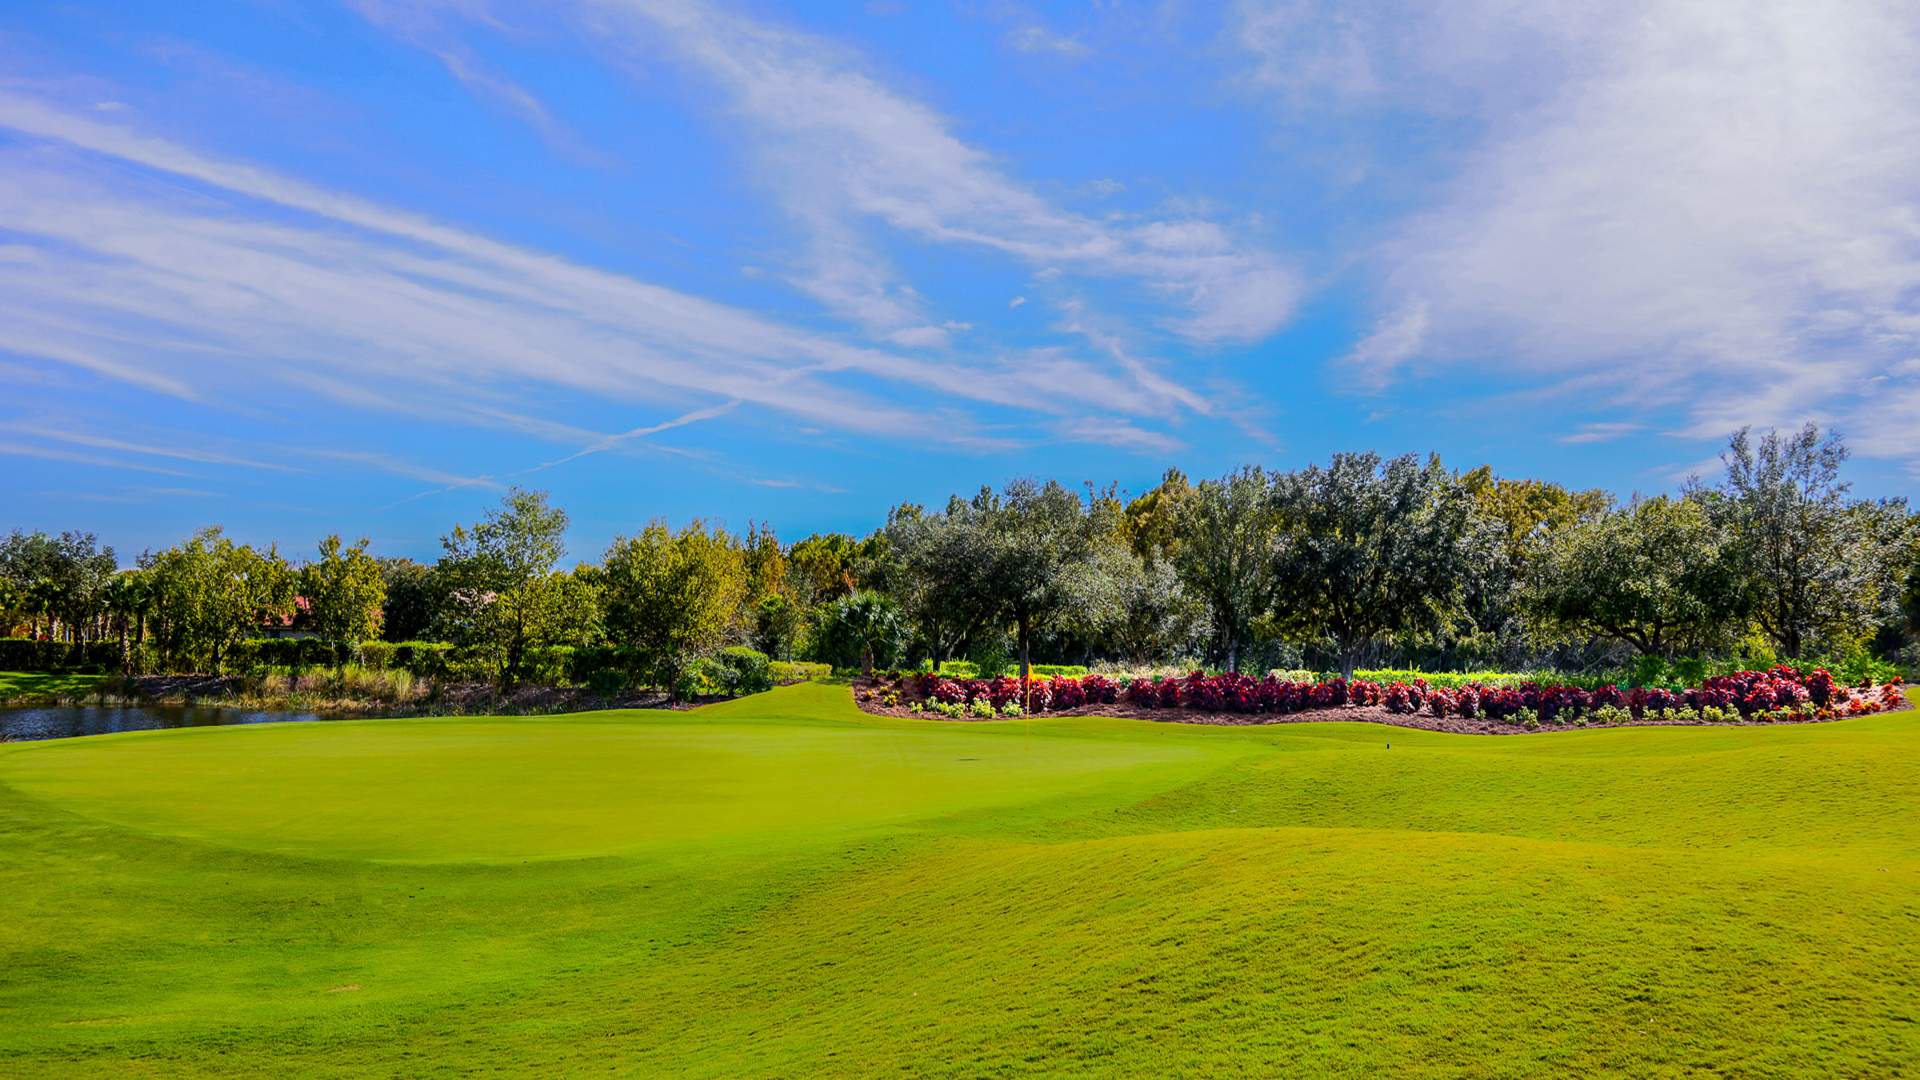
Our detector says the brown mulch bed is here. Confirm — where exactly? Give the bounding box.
[848,680,1912,736]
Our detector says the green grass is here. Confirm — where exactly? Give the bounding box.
[0,670,108,702]
[2,683,1915,1076]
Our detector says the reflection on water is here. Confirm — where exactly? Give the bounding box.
[0,705,350,743]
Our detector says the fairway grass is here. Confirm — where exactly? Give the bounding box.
[2,683,1915,1076]
[0,670,108,703]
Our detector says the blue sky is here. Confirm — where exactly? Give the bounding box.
[2,1,1916,561]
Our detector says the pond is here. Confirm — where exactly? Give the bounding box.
[0,705,350,743]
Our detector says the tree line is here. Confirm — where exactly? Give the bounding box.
[4,425,1916,693]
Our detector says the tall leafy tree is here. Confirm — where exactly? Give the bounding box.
[302,535,388,668]
[601,520,747,699]
[879,498,996,672]
[974,479,1099,679]
[1082,539,1209,665]
[1171,467,1278,673]
[1272,453,1477,679]
[437,488,570,686]
[1121,468,1192,566]
[143,527,295,672]
[787,533,861,604]
[1704,425,1904,658]
[377,558,443,643]
[0,530,116,645]
[1524,496,1740,656]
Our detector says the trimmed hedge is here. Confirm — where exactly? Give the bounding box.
[0,639,120,673]
[3,637,841,693]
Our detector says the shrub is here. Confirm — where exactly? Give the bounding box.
[1050,675,1086,710]
[969,699,996,718]
[1124,677,1158,708]
[1081,673,1119,704]
[1155,677,1182,709]
[768,657,829,680]
[1592,705,1630,726]
[709,646,773,696]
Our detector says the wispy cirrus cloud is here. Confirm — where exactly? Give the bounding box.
[0,91,1145,464]
[1241,0,1920,465]
[569,0,1299,349]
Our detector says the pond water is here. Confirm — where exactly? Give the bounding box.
[0,705,349,743]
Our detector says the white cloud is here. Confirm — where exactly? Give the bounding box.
[1337,301,1426,391]
[1241,0,1920,463]
[1557,422,1642,446]
[582,0,1300,348]
[0,95,1115,455]
[1005,25,1089,57]
[1054,417,1184,455]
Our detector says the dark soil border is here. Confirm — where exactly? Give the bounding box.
[849,679,1913,735]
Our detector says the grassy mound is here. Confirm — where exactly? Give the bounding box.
[2,682,1915,1076]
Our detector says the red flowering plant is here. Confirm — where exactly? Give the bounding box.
[985,676,1022,709]
[1802,668,1839,706]
[1156,677,1183,709]
[1124,677,1158,708]
[1082,673,1119,704]
[1024,677,1053,712]
[1629,687,1677,718]
[1384,683,1417,714]
[1455,688,1481,719]
[1050,675,1086,710]
[1310,678,1351,709]
[1185,670,1225,712]
[929,678,967,705]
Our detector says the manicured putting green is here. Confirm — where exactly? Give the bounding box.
[1,681,1915,1076]
[2,704,1206,862]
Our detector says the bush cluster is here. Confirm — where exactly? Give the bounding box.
[0,639,120,672]
[869,664,1904,726]
[1380,665,1900,724]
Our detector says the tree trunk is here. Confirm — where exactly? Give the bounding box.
[1017,615,1031,680]
[1226,635,1239,675]
[1340,644,1356,682]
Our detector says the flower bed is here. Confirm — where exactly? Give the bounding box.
[852,665,1908,733]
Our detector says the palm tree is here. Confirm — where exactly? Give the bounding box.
[103,570,152,671]
[26,577,64,642]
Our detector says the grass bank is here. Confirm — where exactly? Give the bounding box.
[1,683,1915,1075]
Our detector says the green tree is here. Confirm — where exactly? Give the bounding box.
[788,533,861,604]
[1098,545,1210,666]
[1272,453,1477,679]
[1171,467,1278,672]
[437,488,570,686]
[101,569,153,671]
[1704,424,1904,658]
[878,498,996,672]
[1524,496,1740,656]
[0,530,116,646]
[377,558,443,642]
[808,590,905,674]
[601,520,748,700]
[973,479,1100,679]
[143,528,295,672]
[302,535,388,668]
[1121,468,1192,566]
